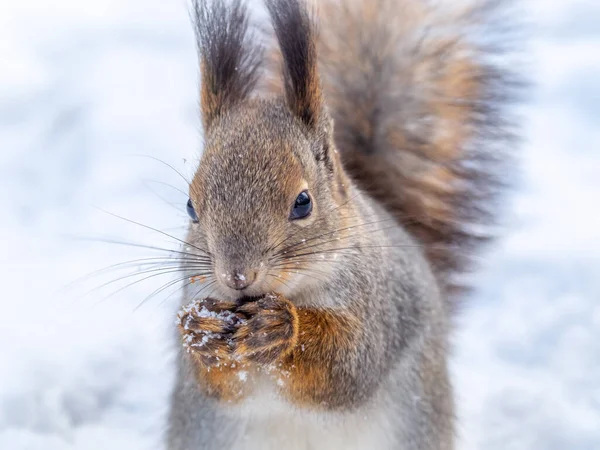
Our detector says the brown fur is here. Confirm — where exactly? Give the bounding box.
[265,0,323,128]
[167,1,519,448]
[179,292,362,408]
[264,0,520,296]
[194,363,249,403]
[279,306,363,408]
[194,0,263,128]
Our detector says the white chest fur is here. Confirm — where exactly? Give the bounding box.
[220,374,394,450]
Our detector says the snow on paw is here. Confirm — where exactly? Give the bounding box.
[177,297,243,367]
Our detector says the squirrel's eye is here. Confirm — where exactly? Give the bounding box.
[290,191,312,220]
[186,198,199,223]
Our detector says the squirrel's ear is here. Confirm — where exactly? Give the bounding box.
[266,0,324,129]
[193,0,262,129]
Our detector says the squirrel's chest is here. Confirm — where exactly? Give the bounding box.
[221,375,393,450]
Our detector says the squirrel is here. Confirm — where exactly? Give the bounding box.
[167,0,518,449]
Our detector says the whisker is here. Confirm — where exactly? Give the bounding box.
[134,275,191,311]
[271,262,337,278]
[265,276,279,294]
[97,270,198,307]
[65,256,211,290]
[70,236,210,260]
[279,244,485,264]
[188,279,220,303]
[142,180,188,215]
[135,272,216,311]
[275,218,396,258]
[271,242,364,265]
[277,268,327,284]
[281,224,401,256]
[130,154,192,187]
[157,278,203,309]
[94,208,212,257]
[270,216,444,265]
[277,247,380,261]
[89,266,212,300]
[143,179,190,198]
[265,272,293,290]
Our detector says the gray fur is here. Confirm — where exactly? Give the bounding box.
[162,0,515,447]
[168,185,453,448]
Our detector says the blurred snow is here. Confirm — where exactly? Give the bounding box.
[0,0,598,449]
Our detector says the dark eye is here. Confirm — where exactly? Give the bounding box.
[290,191,312,220]
[186,198,199,223]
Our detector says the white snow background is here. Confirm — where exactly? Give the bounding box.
[0,0,598,449]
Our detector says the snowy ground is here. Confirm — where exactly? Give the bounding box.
[0,0,599,449]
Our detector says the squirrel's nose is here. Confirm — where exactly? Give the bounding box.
[221,270,256,291]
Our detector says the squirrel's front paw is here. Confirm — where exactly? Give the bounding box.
[233,293,299,365]
[177,298,241,367]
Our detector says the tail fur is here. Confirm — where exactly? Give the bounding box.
[266,0,521,297]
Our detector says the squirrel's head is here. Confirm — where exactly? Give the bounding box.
[186,0,352,300]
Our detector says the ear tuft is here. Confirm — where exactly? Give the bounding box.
[193,0,263,129]
[265,0,323,128]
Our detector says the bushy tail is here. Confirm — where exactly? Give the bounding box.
[311,0,521,296]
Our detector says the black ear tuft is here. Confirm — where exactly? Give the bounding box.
[265,0,323,129]
[193,0,263,129]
